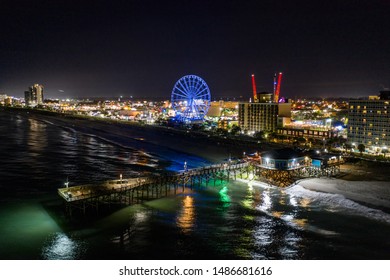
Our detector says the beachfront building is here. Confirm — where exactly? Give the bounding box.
[0,94,9,106]
[25,84,44,107]
[207,101,239,117]
[238,101,291,134]
[277,119,338,141]
[207,100,239,130]
[348,90,390,151]
[259,148,308,170]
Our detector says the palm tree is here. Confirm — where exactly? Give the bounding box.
[296,137,306,146]
[308,137,315,148]
[279,134,287,143]
[357,144,365,155]
[230,125,241,136]
[343,143,352,154]
[253,131,265,140]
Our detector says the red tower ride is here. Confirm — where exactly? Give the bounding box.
[251,74,258,102]
[274,72,283,103]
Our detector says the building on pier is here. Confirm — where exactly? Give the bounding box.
[258,148,308,170]
[246,148,344,187]
[250,148,343,170]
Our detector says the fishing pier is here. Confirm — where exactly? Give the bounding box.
[58,161,250,215]
[58,148,344,215]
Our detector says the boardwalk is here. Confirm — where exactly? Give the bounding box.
[58,161,250,215]
[58,157,343,215]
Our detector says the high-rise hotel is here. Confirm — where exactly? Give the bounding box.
[24,84,44,106]
[238,93,292,134]
[348,90,390,150]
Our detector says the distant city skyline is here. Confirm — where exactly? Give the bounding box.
[1,0,389,99]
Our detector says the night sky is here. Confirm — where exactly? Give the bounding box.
[1,0,390,100]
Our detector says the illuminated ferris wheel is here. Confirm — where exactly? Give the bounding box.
[171,75,211,121]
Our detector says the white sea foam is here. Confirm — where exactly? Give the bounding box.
[236,178,276,189]
[239,177,390,224]
[287,184,390,224]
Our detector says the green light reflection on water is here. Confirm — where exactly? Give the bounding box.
[0,201,64,259]
[219,186,231,205]
[241,185,254,209]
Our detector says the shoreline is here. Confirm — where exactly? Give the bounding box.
[296,178,390,212]
[239,177,390,214]
[3,106,390,212]
[3,106,263,163]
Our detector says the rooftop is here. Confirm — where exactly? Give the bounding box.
[260,148,305,160]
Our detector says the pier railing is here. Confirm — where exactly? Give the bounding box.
[58,158,343,215]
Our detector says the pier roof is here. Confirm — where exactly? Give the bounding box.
[260,148,305,160]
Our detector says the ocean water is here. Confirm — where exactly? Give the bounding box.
[1,109,390,260]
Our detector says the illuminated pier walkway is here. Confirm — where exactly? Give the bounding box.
[58,161,250,215]
[58,151,344,215]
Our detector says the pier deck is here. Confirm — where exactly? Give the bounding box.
[58,158,343,215]
[58,177,150,202]
[58,161,250,215]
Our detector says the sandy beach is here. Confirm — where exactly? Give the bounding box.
[9,108,390,212]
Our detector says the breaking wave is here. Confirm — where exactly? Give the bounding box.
[287,185,390,224]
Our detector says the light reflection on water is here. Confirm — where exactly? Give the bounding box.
[258,190,272,212]
[2,111,390,259]
[219,186,231,205]
[111,210,151,249]
[28,119,48,154]
[241,184,303,259]
[176,195,195,234]
[42,232,85,260]
[300,198,311,208]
